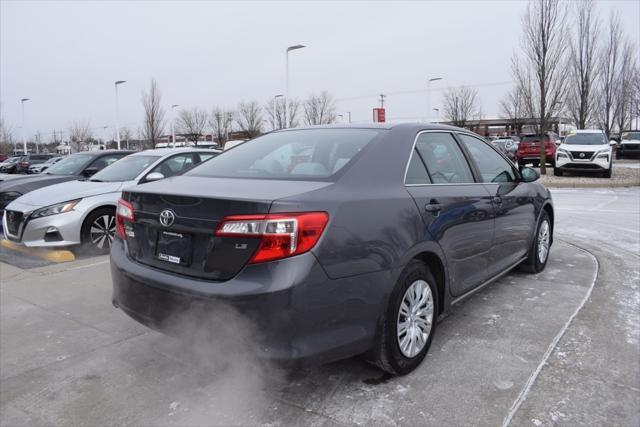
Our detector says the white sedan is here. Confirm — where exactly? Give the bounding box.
[3,148,219,254]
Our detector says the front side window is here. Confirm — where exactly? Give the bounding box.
[414,132,474,184]
[149,154,195,178]
[458,134,516,183]
[188,129,381,180]
[90,155,160,182]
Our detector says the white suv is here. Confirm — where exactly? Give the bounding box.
[554,130,615,178]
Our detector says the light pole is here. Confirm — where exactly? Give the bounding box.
[433,108,440,123]
[20,98,30,154]
[285,44,306,128]
[338,114,344,123]
[171,104,180,148]
[273,94,284,130]
[114,80,126,150]
[347,112,352,123]
[427,77,442,122]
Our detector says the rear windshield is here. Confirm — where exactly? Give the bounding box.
[563,133,605,145]
[187,129,382,180]
[46,154,94,175]
[90,155,160,182]
[521,135,540,142]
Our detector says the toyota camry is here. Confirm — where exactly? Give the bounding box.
[111,123,553,375]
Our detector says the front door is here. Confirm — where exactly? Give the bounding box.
[457,133,536,276]
[405,131,495,297]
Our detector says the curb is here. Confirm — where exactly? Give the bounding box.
[0,239,76,263]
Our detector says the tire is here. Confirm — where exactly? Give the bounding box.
[553,168,563,176]
[81,207,116,255]
[519,210,551,274]
[369,260,439,376]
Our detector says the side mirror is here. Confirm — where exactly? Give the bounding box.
[520,167,539,183]
[82,167,99,177]
[144,172,165,182]
[609,140,618,146]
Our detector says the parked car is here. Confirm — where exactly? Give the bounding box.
[554,130,615,177]
[0,150,132,227]
[110,124,553,375]
[516,132,560,167]
[0,154,8,163]
[492,136,519,162]
[223,139,248,150]
[0,153,59,174]
[0,156,24,174]
[616,131,640,159]
[27,156,64,174]
[3,148,219,254]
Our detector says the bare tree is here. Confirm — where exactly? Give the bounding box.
[567,0,599,129]
[613,42,638,137]
[265,98,301,130]
[141,78,166,149]
[303,91,337,125]
[210,107,234,147]
[177,107,208,144]
[596,11,623,138]
[118,126,133,149]
[500,85,528,134]
[67,119,92,152]
[443,86,479,128]
[236,101,263,138]
[0,108,16,154]
[512,0,569,174]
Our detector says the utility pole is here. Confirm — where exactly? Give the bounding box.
[347,112,352,123]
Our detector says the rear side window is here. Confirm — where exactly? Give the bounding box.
[188,129,381,180]
[405,149,431,185]
[458,134,516,183]
[414,132,474,184]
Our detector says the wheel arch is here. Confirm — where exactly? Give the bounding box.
[542,202,554,245]
[412,251,446,315]
[80,204,117,239]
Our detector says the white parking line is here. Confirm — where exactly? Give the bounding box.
[502,240,599,427]
[65,259,110,271]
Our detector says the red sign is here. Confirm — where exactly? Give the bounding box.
[373,108,386,123]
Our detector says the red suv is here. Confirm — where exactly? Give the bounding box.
[516,132,560,167]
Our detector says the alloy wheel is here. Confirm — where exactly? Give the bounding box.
[537,219,550,263]
[397,279,434,358]
[90,214,115,250]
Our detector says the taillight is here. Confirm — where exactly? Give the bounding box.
[116,198,134,239]
[215,212,329,263]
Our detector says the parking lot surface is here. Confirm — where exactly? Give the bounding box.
[1,188,639,426]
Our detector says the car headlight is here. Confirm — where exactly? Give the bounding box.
[557,148,569,158]
[0,191,22,209]
[595,149,610,158]
[30,199,81,219]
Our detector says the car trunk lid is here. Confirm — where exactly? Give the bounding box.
[122,175,331,280]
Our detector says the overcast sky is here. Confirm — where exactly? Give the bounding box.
[1,0,638,141]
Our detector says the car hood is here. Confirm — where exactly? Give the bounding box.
[559,144,609,152]
[621,139,640,144]
[0,173,83,194]
[8,180,126,208]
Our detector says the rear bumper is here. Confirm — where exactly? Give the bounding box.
[110,238,390,365]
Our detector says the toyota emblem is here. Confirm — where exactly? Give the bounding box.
[159,209,175,227]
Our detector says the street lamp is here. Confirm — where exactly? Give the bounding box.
[114,80,126,150]
[171,104,180,148]
[433,108,440,123]
[285,44,306,128]
[273,94,284,130]
[427,77,442,122]
[20,98,30,154]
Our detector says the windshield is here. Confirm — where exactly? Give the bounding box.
[187,129,382,180]
[621,132,640,140]
[563,133,606,145]
[43,157,61,164]
[90,155,160,182]
[46,154,94,175]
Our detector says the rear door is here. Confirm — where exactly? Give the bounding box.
[457,133,535,276]
[405,131,495,297]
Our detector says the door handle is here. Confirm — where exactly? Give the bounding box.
[424,199,443,215]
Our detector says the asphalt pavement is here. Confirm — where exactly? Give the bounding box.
[0,187,638,426]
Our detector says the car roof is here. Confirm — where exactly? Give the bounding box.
[569,129,605,134]
[130,147,222,157]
